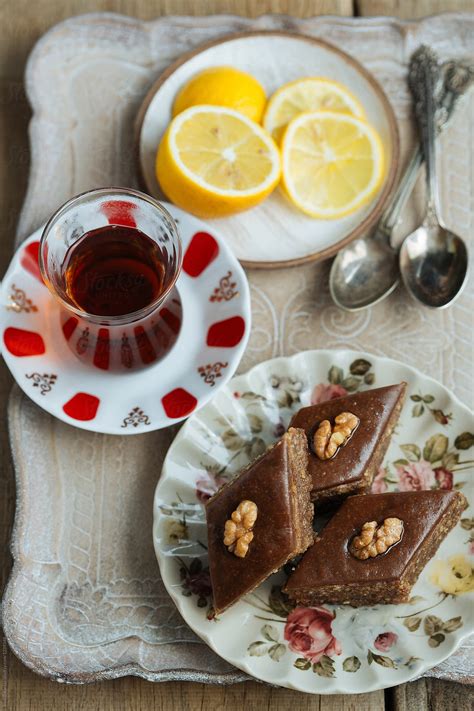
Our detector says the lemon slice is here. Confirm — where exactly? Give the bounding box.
[173,66,266,123]
[156,105,281,218]
[281,110,384,219]
[264,78,365,143]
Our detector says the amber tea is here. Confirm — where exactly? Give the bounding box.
[63,225,169,317]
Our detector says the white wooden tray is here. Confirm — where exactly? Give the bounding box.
[3,11,473,684]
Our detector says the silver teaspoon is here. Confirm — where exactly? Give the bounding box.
[400,46,469,308]
[329,147,418,311]
[329,55,473,312]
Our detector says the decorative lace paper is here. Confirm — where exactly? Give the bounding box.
[3,12,473,684]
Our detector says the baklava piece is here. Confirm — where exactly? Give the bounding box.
[206,428,313,614]
[289,383,407,507]
[284,490,467,606]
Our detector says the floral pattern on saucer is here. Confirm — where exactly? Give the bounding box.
[153,350,473,694]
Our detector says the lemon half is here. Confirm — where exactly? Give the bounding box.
[156,105,281,218]
[281,110,384,219]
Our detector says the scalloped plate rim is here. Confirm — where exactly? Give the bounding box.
[153,349,473,694]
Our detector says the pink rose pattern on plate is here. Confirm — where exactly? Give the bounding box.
[410,391,453,425]
[372,465,389,494]
[284,607,342,664]
[374,431,471,495]
[434,467,454,490]
[311,382,348,405]
[246,587,344,676]
[311,358,375,406]
[398,460,436,491]
[195,469,228,503]
[374,632,398,652]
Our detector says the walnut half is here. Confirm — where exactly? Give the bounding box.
[313,411,359,460]
[349,518,404,560]
[223,500,258,558]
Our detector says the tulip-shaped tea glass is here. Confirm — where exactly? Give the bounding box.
[40,188,183,371]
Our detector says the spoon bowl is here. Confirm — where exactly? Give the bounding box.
[329,147,421,312]
[402,46,469,309]
[330,231,399,310]
[399,222,468,308]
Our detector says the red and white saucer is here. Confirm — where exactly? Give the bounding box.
[0,204,251,434]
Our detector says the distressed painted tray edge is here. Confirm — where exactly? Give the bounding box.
[3,10,473,685]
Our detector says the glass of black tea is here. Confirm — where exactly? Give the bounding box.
[39,188,183,371]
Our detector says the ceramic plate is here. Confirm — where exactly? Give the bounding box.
[0,204,250,435]
[136,31,399,269]
[153,350,473,694]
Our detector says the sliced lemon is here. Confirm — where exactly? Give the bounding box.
[281,110,384,219]
[156,105,281,218]
[173,67,266,123]
[263,77,365,143]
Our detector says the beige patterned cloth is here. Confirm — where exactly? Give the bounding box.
[4,12,473,684]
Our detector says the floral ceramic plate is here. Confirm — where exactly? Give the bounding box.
[153,350,473,694]
[0,204,250,435]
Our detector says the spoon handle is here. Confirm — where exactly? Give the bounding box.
[437,58,474,125]
[380,56,474,236]
[380,147,422,236]
[408,46,443,221]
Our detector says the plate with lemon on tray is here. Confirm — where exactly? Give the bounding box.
[136,31,399,268]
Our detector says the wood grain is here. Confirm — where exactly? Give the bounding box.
[0,1,352,80]
[357,0,473,18]
[388,678,473,711]
[0,1,471,710]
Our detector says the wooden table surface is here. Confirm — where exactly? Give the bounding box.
[0,1,472,710]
